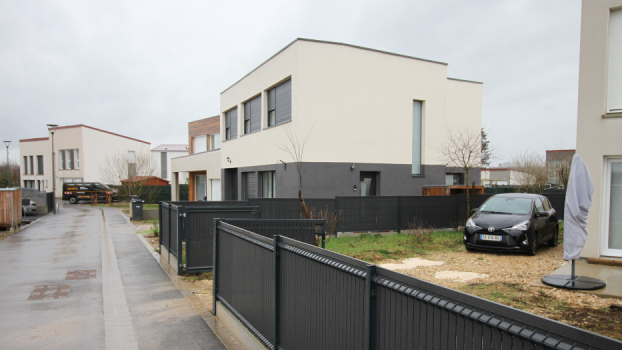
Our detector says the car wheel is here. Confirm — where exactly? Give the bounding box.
[548,226,559,247]
[69,196,78,204]
[527,233,538,256]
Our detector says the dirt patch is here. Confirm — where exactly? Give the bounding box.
[380,257,444,270]
[434,271,488,282]
[180,273,214,313]
[383,244,622,340]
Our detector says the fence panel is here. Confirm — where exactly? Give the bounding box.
[160,203,170,250]
[185,207,259,274]
[337,196,399,232]
[401,196,458,229]
[249,198,335,219]
[222,219,325,246]
[169,204,179,258]
[215,222,275,348]
[170,200,247,207]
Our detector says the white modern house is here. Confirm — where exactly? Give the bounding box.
[576,0,622,259]
[218,38,483,200]
[151,144,189,184]
[480,168,524,187]
[19,125,151,197]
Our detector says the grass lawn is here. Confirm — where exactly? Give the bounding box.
[325,230,463,263]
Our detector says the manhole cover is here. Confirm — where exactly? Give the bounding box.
[28,285,70,300]
[65,270,96,280]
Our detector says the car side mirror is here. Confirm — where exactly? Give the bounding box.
[471,209,478,213]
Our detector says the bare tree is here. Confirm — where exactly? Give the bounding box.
[548,158,572,190]
[278,127,312,219]
[99,150,159,201]
[0,160,20,188]
[510,151,548,193]
[437,125,482,215]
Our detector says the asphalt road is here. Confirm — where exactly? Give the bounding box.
[0,203,225,350]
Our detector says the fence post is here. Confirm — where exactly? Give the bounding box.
[212,219,220,316]
[177,206,185,276]
[364,264,377,350]
[158,202,162,258]
[335,196,339,234]
[397,196,402,233]
[273,235,282,349]
[322,220,326,249]
[168,204,172,265]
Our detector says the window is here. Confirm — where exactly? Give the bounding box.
[260,171,276,198]
[29,156,34,174]
[225,108,238,140]
[445,173,464,185]
[160,152,167,179]
[244,95,261,134]
[23,156,27,174]
[267,79,291,127]
[412,100,422,175]
[24,180,35,188]
[75,150,79,169]
[209,133,221,150]
[193,135,207,153]
[67,150,74,170]
[243,172,257,199]
[534,197,545,213]
[605,159,622,254]
[37,156,44,175]
[608,9,622,113]
[59,150,65,170]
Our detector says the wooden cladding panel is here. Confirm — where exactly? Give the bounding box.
[189,116,220,137]
[422,186,484,196]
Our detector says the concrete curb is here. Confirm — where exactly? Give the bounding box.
[117,208,248,350]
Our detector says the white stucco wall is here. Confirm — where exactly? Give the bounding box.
[18,139,50,191]
[576,0,622,259]
[219,39,482,170]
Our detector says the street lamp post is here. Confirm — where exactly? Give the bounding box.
[2,141,10,188]
[46,124,58,214]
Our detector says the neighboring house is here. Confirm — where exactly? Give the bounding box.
[120,176,170,186]
[150,144,188,184]
[575,0,622,259]
[170,116,221,201]
[480,168,523,187]
[19,125,150,197]
[545,149,575,186]
[218,38,482,200]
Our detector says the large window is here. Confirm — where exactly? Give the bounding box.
[225,108,238,140]
[59,149,79,170]
[193,135,207,153]
[261,171,276,198]
[209,133,221,150]
[244,95,261,134]
[267,79,292,127]
[37,156,44,175]
[608,9,622,113]
[412,100,422,175]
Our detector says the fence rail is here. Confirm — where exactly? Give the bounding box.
[213,222,621,350]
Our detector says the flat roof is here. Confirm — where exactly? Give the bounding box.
[19,137,49,143]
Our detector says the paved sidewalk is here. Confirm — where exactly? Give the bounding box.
[0,203,225,349]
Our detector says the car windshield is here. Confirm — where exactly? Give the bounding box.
[479,197,532,215]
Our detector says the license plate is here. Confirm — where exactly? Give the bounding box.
[480,234,502,241]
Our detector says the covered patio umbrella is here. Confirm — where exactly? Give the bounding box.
[542,155,606,290]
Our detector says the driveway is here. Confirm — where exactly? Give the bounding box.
[0,202,225,350]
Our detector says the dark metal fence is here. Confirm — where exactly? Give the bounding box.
[249,198,335,219]
[213,222,621,350]
[221,219,326,246]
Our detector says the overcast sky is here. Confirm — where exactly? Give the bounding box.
[0,0,581,165]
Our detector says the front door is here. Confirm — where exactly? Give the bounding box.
[604,158,622,257]
[210,179,221,201]
[195,175,206,201]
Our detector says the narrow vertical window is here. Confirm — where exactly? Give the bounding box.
[261,171,276,198]
[60,150,65,170]
[23,156,28,174]
[267,79,291,127]
[37,156,44,175]
[75,149,79,169]
[29,156,34,174]
[412,100,422,175]
[608,9,622,113]
[244,95,261,134]
[67,150,74,170]
[225,108,238,140]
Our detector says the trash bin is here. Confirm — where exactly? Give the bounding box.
[128,195,138,218]
[131,199,144,221]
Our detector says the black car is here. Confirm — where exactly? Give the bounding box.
[463,193,559,256]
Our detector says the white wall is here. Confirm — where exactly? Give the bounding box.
[220,39,482,169]
[576,0,622,259]
[18,139,50,190]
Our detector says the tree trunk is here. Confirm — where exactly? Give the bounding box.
[299,189,310,219]
[465,170,471,220]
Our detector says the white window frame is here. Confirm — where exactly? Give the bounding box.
[209,132,221,150]
[602,157,622,257]
[607,9,622,113]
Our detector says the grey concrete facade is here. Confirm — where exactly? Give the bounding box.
[222,162,481,199]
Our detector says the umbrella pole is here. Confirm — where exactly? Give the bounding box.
[571,260,575,280]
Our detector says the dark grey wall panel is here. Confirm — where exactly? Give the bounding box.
[275,79,291,125]
[229,162,481,199]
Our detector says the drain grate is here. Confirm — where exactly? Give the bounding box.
[65,270,96,280]
[28,285,70,300]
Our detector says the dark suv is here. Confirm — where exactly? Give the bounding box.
[463,193,559,256]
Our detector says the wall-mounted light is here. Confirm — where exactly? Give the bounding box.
[226,157,231,163]
[351,163,355,170]
[353,185,357,191]
[279,160,286,170]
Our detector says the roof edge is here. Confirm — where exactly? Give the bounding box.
[448,77,483,84]
[20,137,49,143]
[55,124,150,145]
[221,38,450,94]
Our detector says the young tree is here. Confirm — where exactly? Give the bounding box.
[546,152,572,190]
[481,127,492,168]
[510,151,548,193]
[99,150,159,201]
[437,125,482,216]
[278,127,312,219]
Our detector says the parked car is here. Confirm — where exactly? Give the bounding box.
[22,199,36,216]
[463,193,559,256]
[62,182,119,204]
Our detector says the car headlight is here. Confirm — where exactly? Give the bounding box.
[466,218,480,229]
[510,220,530,231]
